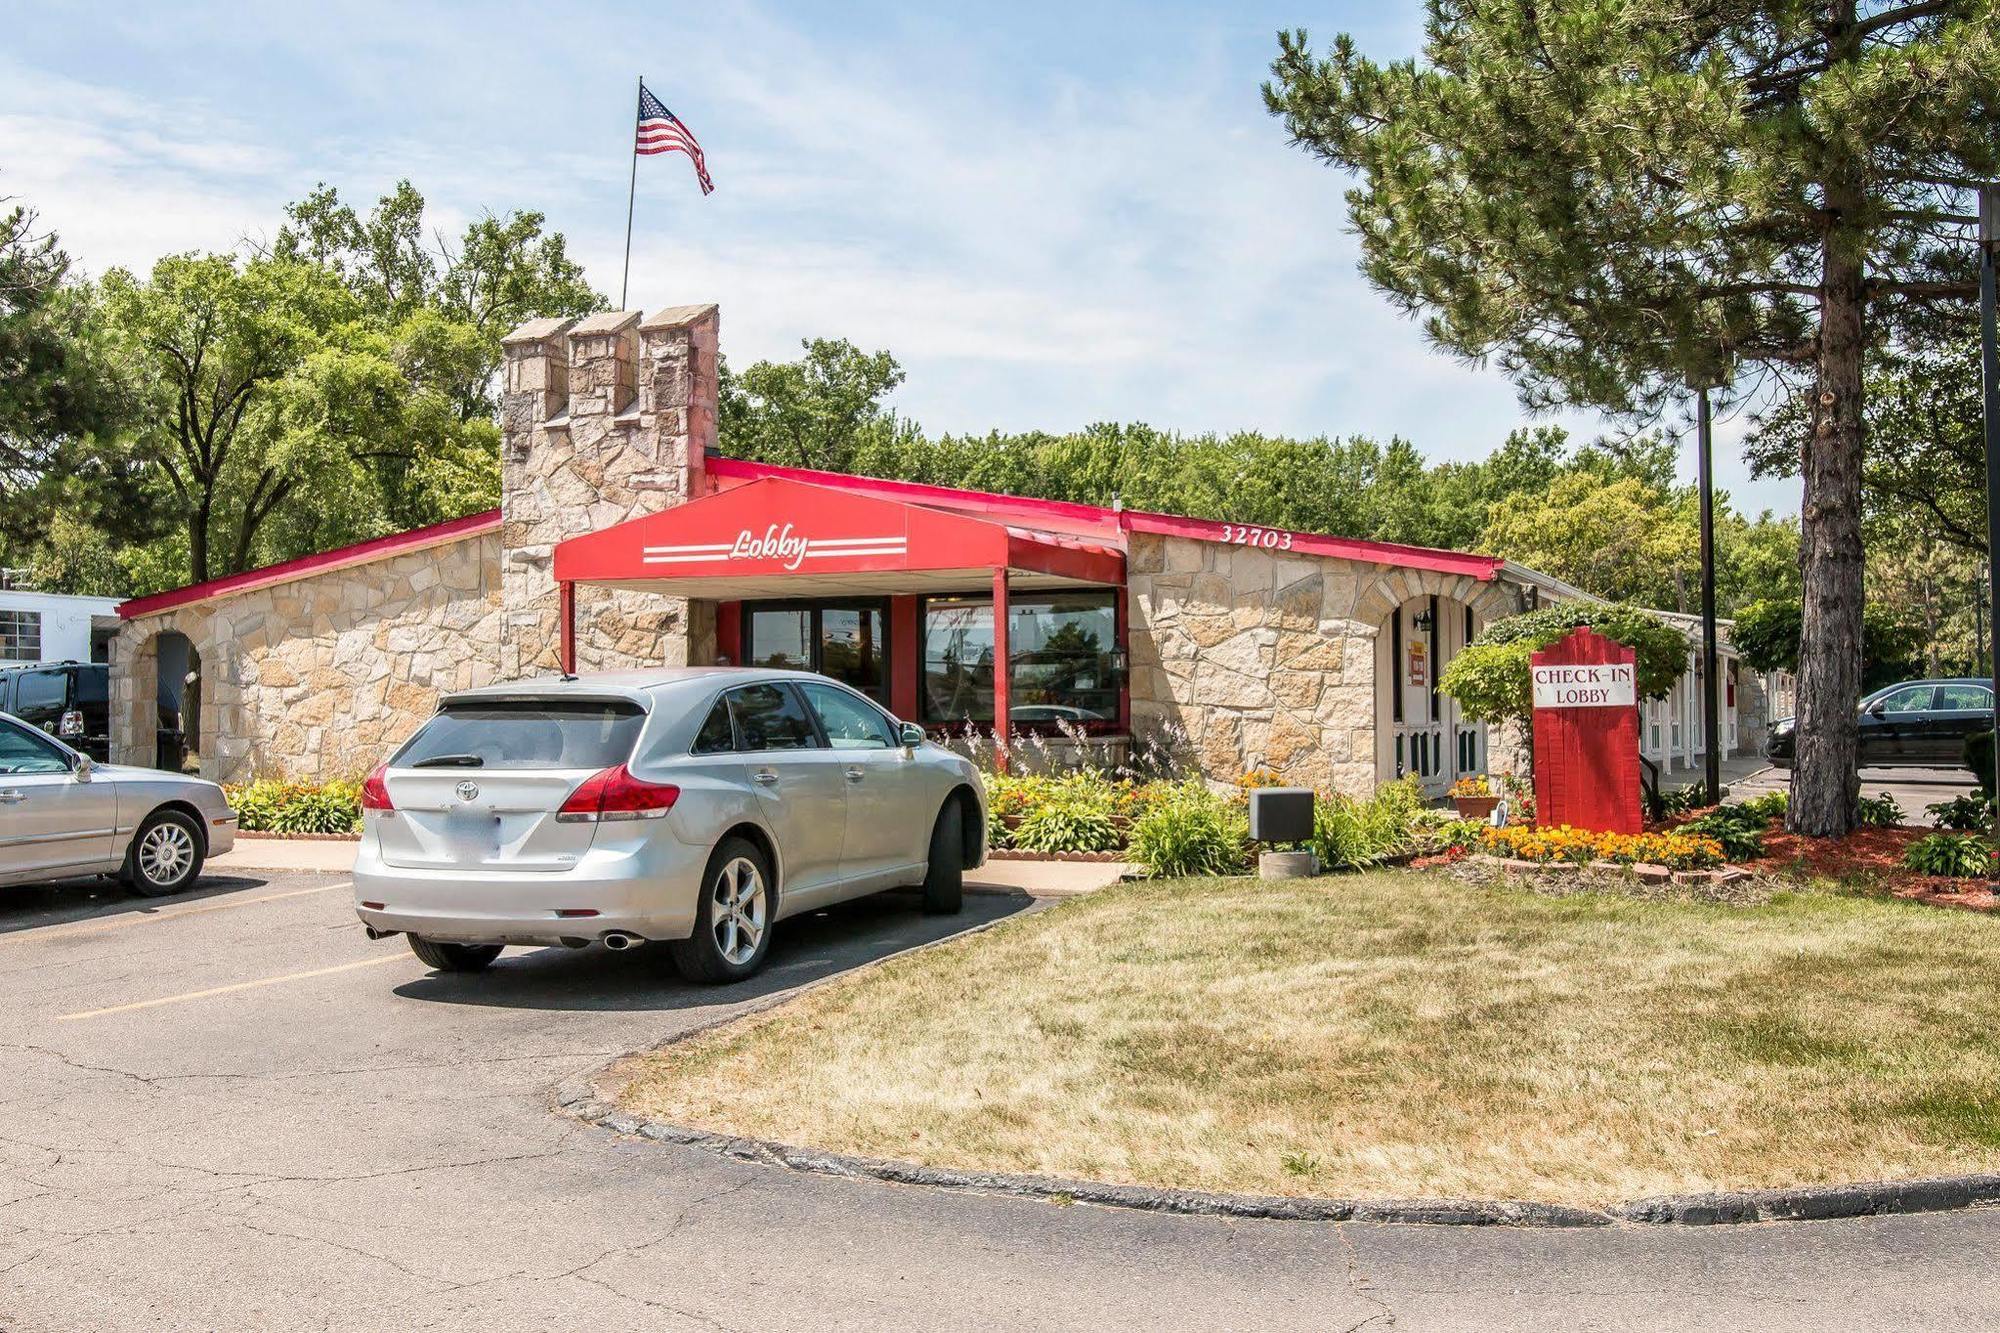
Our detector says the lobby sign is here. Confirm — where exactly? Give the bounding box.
[1530,662,1636,709]
[642,524,908,572]
[1529,628,1642,834]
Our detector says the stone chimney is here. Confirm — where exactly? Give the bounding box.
[498,304,720,677]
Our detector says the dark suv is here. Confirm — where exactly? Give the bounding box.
[1765,677,1995,769]
[0,661,110,761]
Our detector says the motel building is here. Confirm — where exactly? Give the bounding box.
[106,305,1770,796]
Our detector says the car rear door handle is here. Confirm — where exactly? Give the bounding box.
[0,791,24,804]
[753,770,779,786]
[844,767,865,782]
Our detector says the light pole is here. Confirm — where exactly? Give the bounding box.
[1979,185,2000,871]
[1696,381,1724,807]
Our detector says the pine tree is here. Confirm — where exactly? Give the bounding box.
[1265,1,2000,836]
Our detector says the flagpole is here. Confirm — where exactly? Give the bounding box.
[620,74,641,310]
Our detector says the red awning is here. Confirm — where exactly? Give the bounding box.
[552,477,1125,598]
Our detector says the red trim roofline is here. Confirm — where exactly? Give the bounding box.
[707,455,1503,580]
[118,509,502,621]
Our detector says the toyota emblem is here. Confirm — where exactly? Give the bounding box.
[455,780,481,803]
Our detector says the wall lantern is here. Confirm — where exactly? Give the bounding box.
[1411,608,1434,632]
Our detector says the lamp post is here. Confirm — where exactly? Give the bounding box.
[1696,380,1725,807]
[1978,185,2000,871]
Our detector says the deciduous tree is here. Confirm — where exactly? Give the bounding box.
[1264,1,2000,835]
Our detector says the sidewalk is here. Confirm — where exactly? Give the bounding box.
[210,837,1128,895]
[210,837,357,874]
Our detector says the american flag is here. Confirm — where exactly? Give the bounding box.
[636,84,714,195]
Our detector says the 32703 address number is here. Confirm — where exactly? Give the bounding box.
[1218,523,1294,550]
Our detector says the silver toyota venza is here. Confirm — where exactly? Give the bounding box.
[353,669,987,983]
[0,709,236,895]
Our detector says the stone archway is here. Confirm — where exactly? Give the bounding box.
[155,630,201,773]
[111,618,217,776]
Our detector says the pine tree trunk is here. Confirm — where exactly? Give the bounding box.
[1788,214,1867,838]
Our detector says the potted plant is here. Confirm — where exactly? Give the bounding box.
[1450,775,1501,821]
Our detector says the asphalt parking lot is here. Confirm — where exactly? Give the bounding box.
[1731,762,1980,825]
[5,870,2000,1331]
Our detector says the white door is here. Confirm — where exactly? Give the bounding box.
[1387,598,1485,799]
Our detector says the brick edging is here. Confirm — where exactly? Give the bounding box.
[986,849,1128,863]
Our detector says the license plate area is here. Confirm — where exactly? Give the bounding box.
[444,808,502,859]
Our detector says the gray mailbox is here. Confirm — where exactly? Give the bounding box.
[1247,787,1315,844]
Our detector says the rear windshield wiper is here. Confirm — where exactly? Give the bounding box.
[410,753,486,768]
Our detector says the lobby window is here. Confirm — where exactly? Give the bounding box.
[921,590,1119,730]
[0,609,39,662]
[743,602,886,701]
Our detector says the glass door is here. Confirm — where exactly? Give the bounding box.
[744,602,888,702]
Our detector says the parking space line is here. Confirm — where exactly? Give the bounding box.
[56,953,405,1021]
[5,883,351,946]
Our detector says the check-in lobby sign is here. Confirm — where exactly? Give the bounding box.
[1531,662,1637,709]
[1529,629,1642,834]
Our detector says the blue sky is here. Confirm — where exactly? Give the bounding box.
[2,1,1790,516]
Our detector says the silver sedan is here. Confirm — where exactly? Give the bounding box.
[0,708,237,895]
[353,668,987,983]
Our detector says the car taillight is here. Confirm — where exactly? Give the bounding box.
[557,765,680,823]
[360,764,395,812]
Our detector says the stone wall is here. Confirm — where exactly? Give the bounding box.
[1127,533,1524,797]
[499,306,719,677]
[110,533,501,783]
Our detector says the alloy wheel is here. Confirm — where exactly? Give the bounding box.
[138,821,195,886]
[710,857,767,966]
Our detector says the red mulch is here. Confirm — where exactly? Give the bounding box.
[1741,824,1928,881]
[1728,822,1994,912]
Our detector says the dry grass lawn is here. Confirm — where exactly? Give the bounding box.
[619,873,2000,1205]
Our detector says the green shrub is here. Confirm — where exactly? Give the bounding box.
[1311,794,1381,871]
[1128,783,1250,878]
[1438,602,1691,725]
[1657,782,1725,818]
[1903,833,1995,879]
[1311,778,1426,871]
[1968,729,1996,794]
[226,778,362,834]
[1855,792,1905,829]
[1928,794,1995,832]
[1739,791,1788,822]
[1010,777,1122,853]
[1409,808,1486,856]
[1677,809,1765,861]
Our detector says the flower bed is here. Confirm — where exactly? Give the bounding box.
[225,778,362,835]
[1479,823,1725,870]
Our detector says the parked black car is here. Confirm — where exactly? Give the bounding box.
[0,661,110,761]
[1765,677,1995,769]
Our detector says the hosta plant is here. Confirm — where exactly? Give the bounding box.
[1903,833,1996,880]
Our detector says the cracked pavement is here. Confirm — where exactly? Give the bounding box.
[2,870,1998,1330]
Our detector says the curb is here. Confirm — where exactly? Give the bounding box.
[236,830,362,842]
[556,1079,2000,1227]
[553,1077,1606,1226]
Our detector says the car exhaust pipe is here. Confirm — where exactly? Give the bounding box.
[364,926,400,941]
[601,932,642,951]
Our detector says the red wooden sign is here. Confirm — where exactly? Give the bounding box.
[1530,628,1642,834]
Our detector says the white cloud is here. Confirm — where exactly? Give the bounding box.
[0,3,1798,518]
